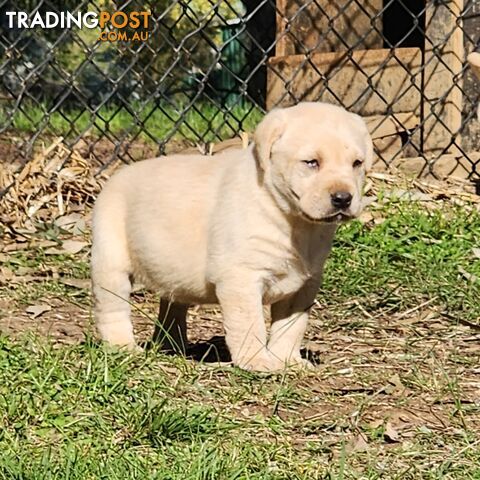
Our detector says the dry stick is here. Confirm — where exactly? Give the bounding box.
[393,297,438,321]
[442,312,480,332]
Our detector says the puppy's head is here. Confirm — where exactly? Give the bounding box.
[254,102,373,223]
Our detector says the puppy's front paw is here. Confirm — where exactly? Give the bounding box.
[125,343,143,354]
[103,341,142,354]
[235,351,291,372]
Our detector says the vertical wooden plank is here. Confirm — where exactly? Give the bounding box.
[275,0,288,57]
[423,0,464,155]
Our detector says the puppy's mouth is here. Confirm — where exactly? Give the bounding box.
[300,211,355,224]
[289,189,356,224]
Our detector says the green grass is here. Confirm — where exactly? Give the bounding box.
[1,194,480,478]
[0,101,264,145]
[0,339,337,479]
[0,336,478,480]
[323,198,480,322]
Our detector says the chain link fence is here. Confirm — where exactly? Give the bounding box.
[0,0,479,183]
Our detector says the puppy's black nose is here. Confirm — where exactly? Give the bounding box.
[331,191,352,209]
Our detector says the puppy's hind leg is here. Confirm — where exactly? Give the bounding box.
[91,206,136,349]
[153,299,188,354]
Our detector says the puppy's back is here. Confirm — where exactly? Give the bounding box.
[92,149,252,299]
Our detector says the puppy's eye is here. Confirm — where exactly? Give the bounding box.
[353,159,363,168]
[302,159,319,168]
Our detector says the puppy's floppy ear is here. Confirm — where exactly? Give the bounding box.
[253,108,286,171]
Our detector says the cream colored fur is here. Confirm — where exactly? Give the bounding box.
[91,102,373,372]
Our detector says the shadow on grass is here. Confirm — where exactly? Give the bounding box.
[142,334,323,366]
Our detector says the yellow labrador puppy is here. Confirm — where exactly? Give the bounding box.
[91,102,373,371]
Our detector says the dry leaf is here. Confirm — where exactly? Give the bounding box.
[0,266,14,282]
[346,432,369,453]
[384,373,405,395]
[459,266,479,283]
[45,240,88,255]
[359,212,374,224]
[15,266,33,276]
[3,242,28,253]
[472,248,480,259]
[384,422,400,442]
[61,240,88,255]
[26,304,51,318]
[71,219,87,235]
[388,373,404,389]
[55,213,83,227]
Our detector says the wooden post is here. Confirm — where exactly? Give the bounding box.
[423,0,464,156]
[274,0,383,57]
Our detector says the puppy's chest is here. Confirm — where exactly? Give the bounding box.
[263,254,314,304]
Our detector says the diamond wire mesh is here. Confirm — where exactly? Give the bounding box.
[0,0,479,184]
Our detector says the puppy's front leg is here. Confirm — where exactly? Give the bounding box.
[216,280,280,372]
[268,279,320,368]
